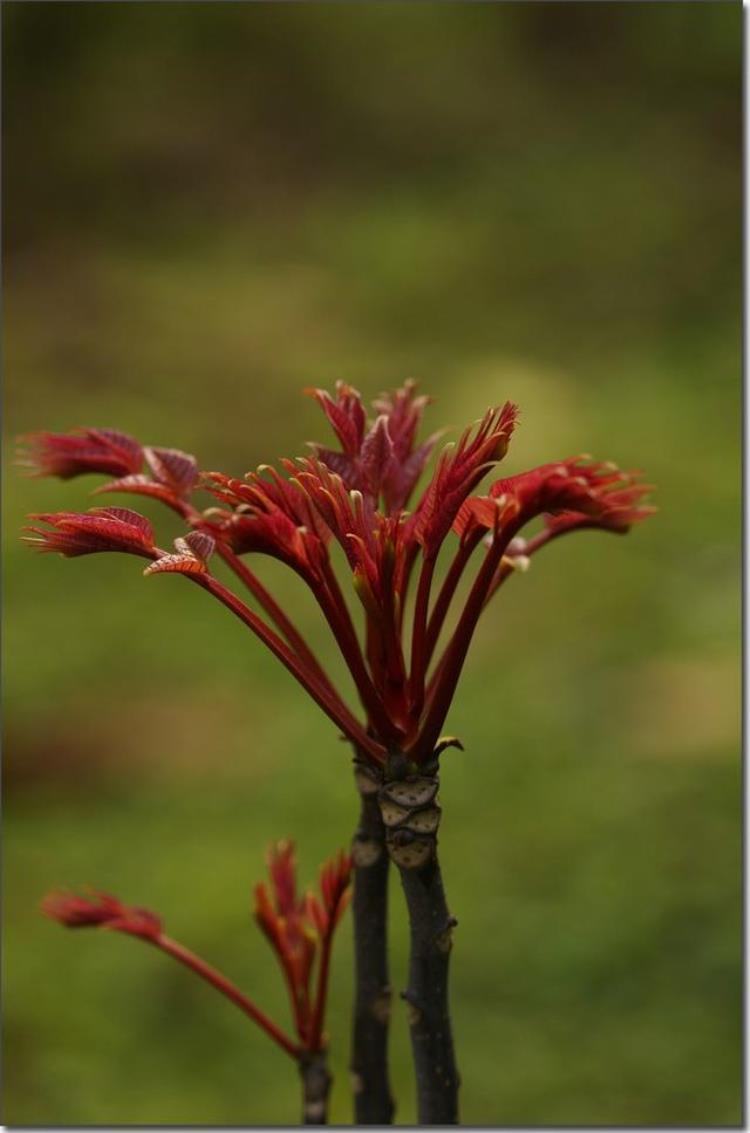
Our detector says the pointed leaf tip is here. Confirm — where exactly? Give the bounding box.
[183,531,216,561]
[434,736,464,758]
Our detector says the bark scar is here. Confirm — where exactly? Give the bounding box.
[378,772,441,869]
[371,986,392,1023]
[435,915,458,953]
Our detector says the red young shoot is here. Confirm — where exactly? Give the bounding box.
[42,888,299,1058]
[20,384,654,767]
[43,842,351,1066]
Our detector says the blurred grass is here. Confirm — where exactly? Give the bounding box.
[3,3,741,1126]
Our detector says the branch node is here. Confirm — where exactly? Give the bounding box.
[351,837,383,868]
[399,986,424,1027]
[353,761,382,797]
[370,986,392,1024]
[386,830,433,870]
[434,915,458,953]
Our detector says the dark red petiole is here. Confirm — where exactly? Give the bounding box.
[153,933,300,1058]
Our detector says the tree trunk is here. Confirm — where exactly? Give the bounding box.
[299,1050,332,1125]
[379,762,460,1125]
[349,760,395,1124]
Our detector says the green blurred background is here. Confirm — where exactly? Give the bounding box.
[3,3,741,1126]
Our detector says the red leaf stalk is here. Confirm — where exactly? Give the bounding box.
[41,890,299,1058]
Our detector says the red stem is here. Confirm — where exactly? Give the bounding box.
[483,527,556,607]
[217,544,333,689]
[422,527,552,711]
[396,539,421,634]
[380,561,410,729]
[423,530,483,670]
[315,559,401,745]
[184,571,386,763]
[167,498,332,688]
[308,931,334,1053]
[274,952,310,1045]
[152,933,299,1058]
[409,555,436,716]
[424,644,450,709]
[410,518,513,759]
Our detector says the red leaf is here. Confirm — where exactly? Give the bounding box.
[144,533,214,577]
[372,379,431,462]
[309,447,359,486]
[383,431,441,512]
[18,427,144,480]
[268,840,297,915]
[144,553,206,577]
[414,403,518,556]
[93,474,181,506]
[41,889,162,939]
[92,506,154,539]
[490,457,655,536]
[305,383,366,457]
[24,507,155,558]
[359,415,395,498]
[144,446,199,495]
[183,531,216,561]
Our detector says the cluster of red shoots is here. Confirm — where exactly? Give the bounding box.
[20,381,654,766]
[42,843,351,1060]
